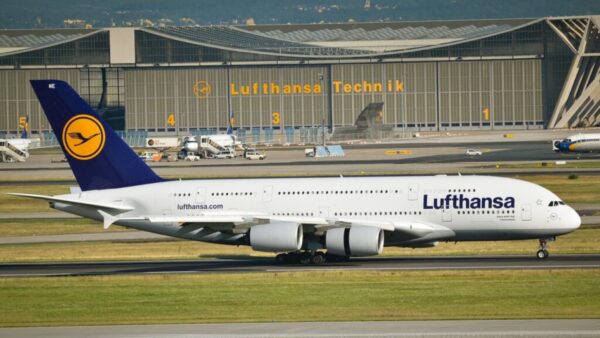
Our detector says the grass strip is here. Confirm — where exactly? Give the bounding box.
[518,175,600,204]
[0,269,598,327]
[496,161,600,169]
[0,227,597,263]
[0,219,129,237]
[0,185,70,213]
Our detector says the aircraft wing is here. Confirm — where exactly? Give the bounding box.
[119,213,397,234]
[393,221,456,242]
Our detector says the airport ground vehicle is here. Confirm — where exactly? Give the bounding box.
[0,139,30,162]
[214,149,235,159]
[245,149,266,160]
[15,80,581,264]
[184,152,200,161]
[466,149,482,156]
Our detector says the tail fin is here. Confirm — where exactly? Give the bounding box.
[30,80,163,191]
[226,111,234,135]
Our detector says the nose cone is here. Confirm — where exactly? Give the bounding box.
[564,207,581,232]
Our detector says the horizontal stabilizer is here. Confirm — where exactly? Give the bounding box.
[8,193,134,212]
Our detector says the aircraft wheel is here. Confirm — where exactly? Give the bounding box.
[536,249,548,259]
[275,253,287,264]
[299,252,312,265]
[311,252,326,265]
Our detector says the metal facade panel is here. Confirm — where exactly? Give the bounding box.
[228,66,328,129]
[438,59,542,127]
[124,65,328,131]
[331,62,436,127]
[124,67,228,130]
[0,69,79,133]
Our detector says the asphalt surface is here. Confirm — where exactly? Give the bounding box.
[1,255,599,277]
[1,319,599,338]
[2,141,592,171]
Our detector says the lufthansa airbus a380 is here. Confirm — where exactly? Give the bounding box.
[12,80,581,264]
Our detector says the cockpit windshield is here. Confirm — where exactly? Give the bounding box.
[548,201,566,207]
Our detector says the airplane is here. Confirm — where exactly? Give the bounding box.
[10,80,581,264]
[553,133,600,154]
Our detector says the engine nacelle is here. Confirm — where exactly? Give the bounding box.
[249,222,303,252]
[326,226,384,257]
[183,141,199,153]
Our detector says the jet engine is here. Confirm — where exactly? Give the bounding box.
[182,136,199,153]
[249,222,303,252]
[326,226,384,257]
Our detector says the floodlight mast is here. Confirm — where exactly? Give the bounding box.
[318,73,326,148]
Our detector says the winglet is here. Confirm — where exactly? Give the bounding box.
[98,210,118,229]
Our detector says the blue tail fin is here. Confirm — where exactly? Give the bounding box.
[31,80,163,191]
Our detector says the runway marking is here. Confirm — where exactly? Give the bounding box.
[267,264,600,273]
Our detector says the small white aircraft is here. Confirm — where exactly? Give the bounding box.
[12,80,581,264]
[553,133,600,154]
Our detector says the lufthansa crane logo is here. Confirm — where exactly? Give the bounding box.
[62,114,105,160]
[193,80,211,99]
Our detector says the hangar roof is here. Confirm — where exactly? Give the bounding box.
[146,26,369,56]
[238,18,537,52]
[0,17,577,59]
[0,29,98,54]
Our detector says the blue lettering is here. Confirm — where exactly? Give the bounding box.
[504,197,515,208]
[422,194,515,210]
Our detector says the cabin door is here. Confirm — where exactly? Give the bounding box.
[442,209,452,222]
[408,184,419,201]
[262,185,273,202]
[319,207,329,217]
[521,204,532,221]
[195,187,206,203]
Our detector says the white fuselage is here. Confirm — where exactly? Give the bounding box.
[52,175,580,251]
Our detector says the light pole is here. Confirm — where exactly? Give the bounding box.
[318,73,326,148]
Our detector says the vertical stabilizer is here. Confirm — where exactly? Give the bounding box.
[30,80,163,190]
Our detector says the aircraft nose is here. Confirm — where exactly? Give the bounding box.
[564,206,581,231]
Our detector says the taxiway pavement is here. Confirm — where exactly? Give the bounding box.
[1,254,599,277]
[0,319,599,338]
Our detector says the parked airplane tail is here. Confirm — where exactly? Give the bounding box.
[30,80,163,191]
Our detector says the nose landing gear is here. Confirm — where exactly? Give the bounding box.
[536,237,555,259]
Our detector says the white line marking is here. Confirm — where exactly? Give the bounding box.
[267,264,600,273]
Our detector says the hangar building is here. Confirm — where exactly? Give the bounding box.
[0,16,598,144]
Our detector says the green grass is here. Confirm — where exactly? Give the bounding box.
[0,269,598,327]
[0,227,597,263]
[495,161,600,169]
[0,185,70,213]
[518,175,600,204]
[0,219,129,237]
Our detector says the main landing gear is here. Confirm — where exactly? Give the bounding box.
[275,251,349,265]
[536,237,555,259]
